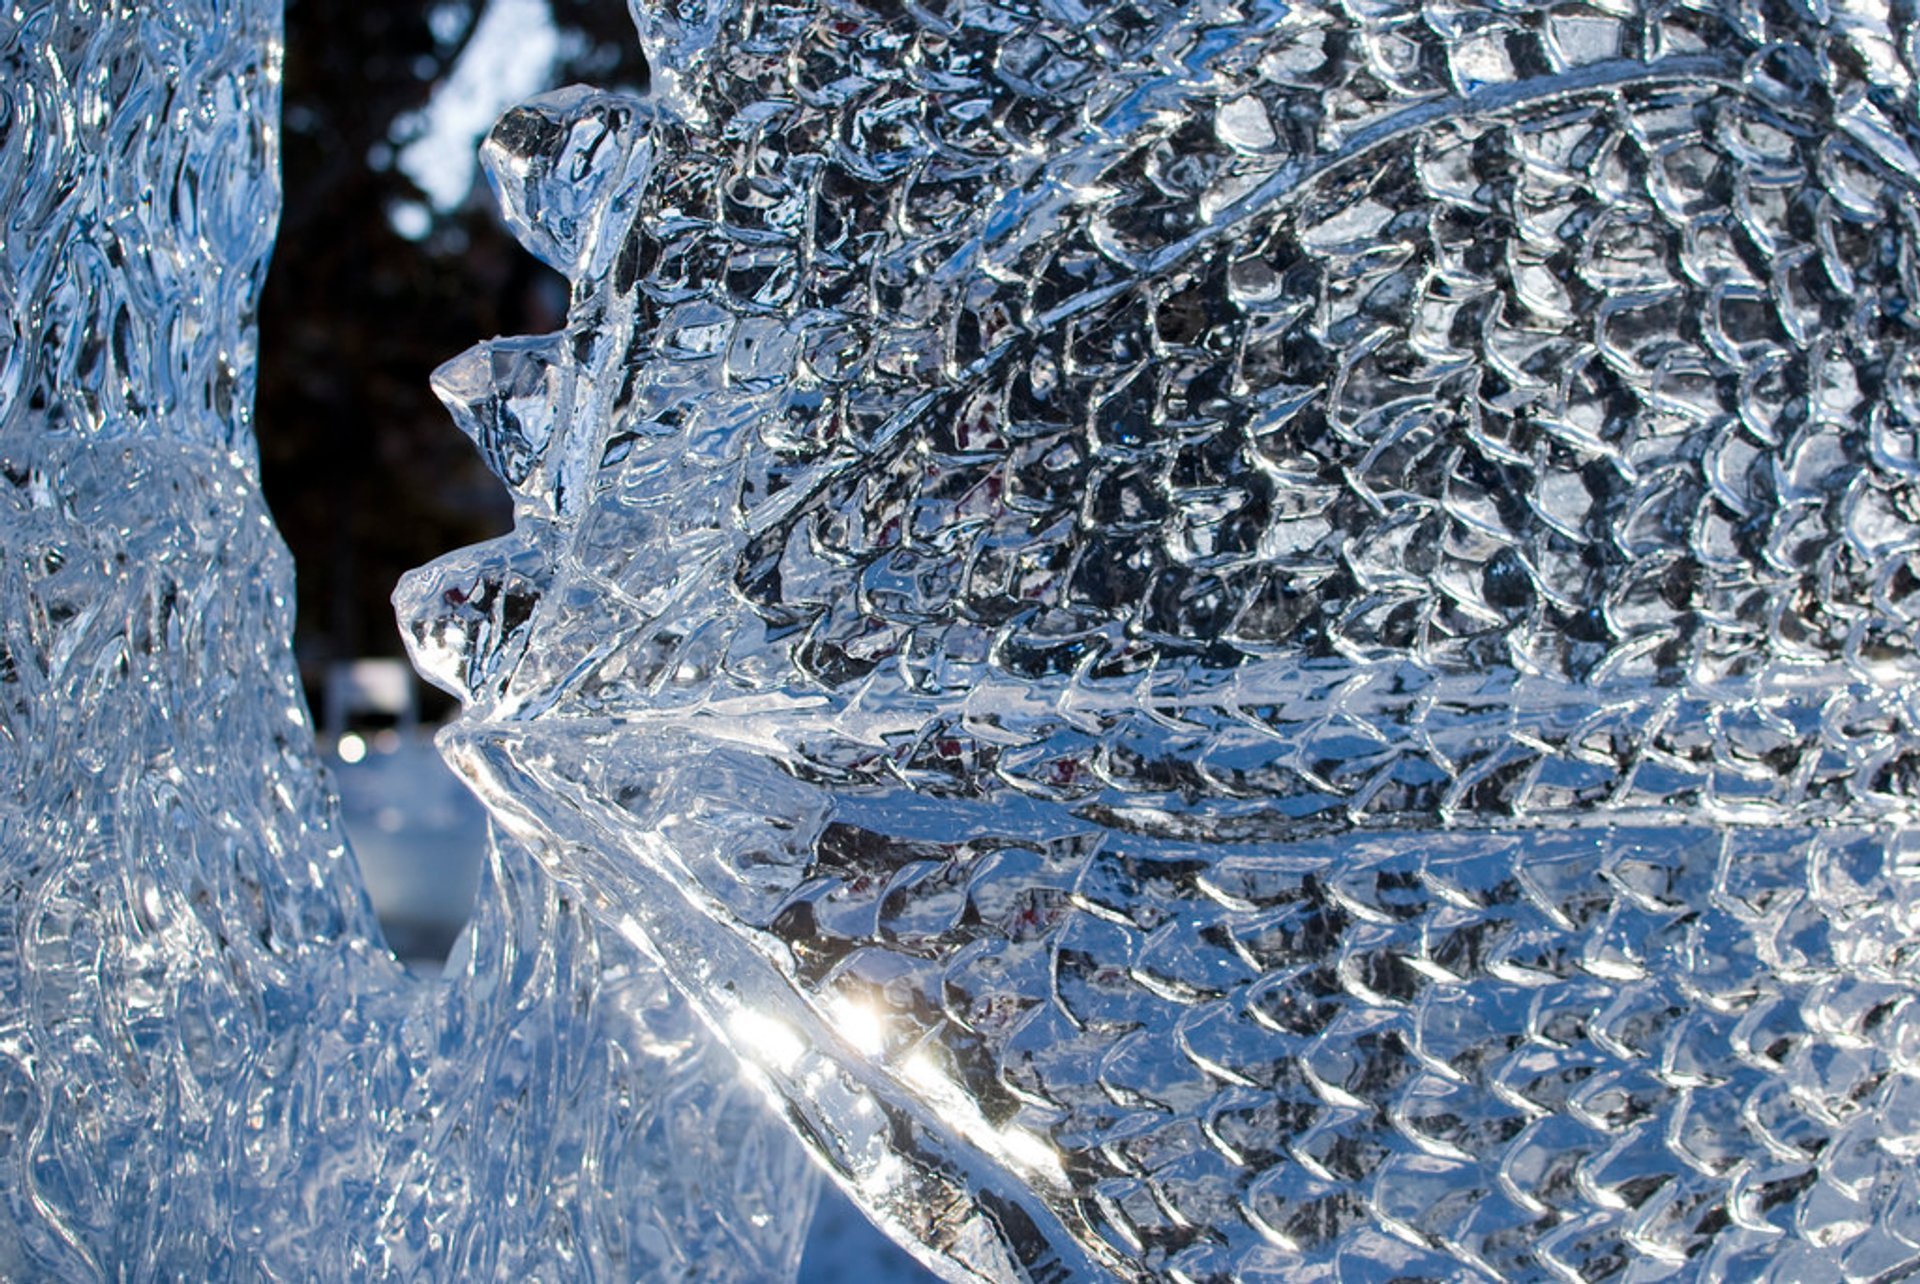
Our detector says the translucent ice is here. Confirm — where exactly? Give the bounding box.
[0,2,812,1278]
[404,1,1920,1279]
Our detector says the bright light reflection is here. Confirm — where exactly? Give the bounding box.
[903,1050,1065,1187]
[729,1008,806,1074]
[859,1152,904,1197]
[830,995,887,1057]
[337,732,367,764]
[996,1124,1060,1176]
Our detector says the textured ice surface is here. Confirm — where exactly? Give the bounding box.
[0,2,812,1278]
[402,0,1920,1279]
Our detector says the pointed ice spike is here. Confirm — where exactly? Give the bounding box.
[481,85,653,279]
[431,333,566,498]
[393,534,552,707]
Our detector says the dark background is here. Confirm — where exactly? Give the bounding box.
[259,0,647,707]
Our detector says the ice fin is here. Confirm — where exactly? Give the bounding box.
[431,332,567,500]
[481,85,653,279]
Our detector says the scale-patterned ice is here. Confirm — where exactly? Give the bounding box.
[401,0,1920,1279]
[0,2,813,1278]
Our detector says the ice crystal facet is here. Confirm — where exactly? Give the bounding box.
[0,3,813,1278]
[406,0,1920,1278]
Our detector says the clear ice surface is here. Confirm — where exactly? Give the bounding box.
[0,2,813,1278]
[401,0,1920,1279]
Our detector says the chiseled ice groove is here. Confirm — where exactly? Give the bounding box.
[935,1,1294,285]
[1005,53,1748,364]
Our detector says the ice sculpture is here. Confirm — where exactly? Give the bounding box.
[402,0,1920,1279]
[0,2,811,1278]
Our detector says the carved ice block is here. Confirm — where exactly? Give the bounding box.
[402,1,1920,1280]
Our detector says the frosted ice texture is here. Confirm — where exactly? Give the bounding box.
[400,0,1920,1279]
[0,3,812,1279]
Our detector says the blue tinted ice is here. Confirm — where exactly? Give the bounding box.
[401,0,1920,1279]
[0,3,812,1278]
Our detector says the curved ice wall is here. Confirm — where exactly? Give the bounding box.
[403,0,1920,1279]
[0,3,812,1278]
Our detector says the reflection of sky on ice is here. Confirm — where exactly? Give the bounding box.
[394,0,560,226]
